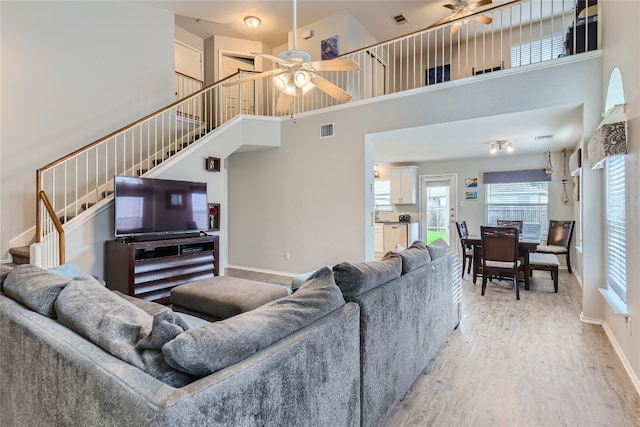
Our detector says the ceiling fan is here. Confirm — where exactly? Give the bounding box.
[428,0,494,37]
[222,0,360,113]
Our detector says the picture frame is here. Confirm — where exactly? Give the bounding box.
[205,157,221,172]
[321,35,339,60]
[208,203,221,231]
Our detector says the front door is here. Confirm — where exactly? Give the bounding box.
[420,174,457,246]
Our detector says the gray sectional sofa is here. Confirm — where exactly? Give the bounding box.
[0,239,460,427]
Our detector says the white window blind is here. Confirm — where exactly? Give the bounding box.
[374,179,392,212]
[511,34,565,67]
[485,182,549,235]
[606,155,626,302]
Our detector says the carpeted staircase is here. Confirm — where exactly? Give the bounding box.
[9,246,30,265]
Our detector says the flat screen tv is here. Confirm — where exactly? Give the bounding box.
[114,176,208,238]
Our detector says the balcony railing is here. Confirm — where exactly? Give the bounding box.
[275,0,598,114]
[33,0,598,265]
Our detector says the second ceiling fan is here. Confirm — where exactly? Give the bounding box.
[428,0,494,36]
[223,0,359,112]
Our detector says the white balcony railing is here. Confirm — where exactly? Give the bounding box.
[34,0,598,265]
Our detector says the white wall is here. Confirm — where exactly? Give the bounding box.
[227,55,601,275]
[596,0,640,391]
[175,26,204,53]
[281,10,377,60]
[0,1,175,264]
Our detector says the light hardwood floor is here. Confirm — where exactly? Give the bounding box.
[386,271,640,427]
[224,266,640,426]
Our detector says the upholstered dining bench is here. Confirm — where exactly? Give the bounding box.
[170,276,290,321]
[528,253,560,292]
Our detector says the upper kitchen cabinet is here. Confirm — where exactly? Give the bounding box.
[390,166,417,204]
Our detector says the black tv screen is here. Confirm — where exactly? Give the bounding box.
[114,176,208,238]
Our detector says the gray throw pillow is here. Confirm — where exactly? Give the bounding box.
[332,254,402,299]
[3,264,72,318]
[55,277,192,387]
[427,238,450,260]
[162,267,345,377]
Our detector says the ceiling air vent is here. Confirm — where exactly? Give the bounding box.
[320,123,334,138]
[392,14,408,25]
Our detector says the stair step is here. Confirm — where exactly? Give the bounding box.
[102,190,113,199]
[152,159,163,166]
[81,202,95,210]
[9,246,30,265]
[136,169,148,176]
[59,215,75,224]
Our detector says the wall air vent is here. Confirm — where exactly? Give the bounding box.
[320,123,334,138]
[392,14,408,25]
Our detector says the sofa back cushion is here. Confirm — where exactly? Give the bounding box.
[427,238,451,260]
[162,267,345,377]
[333,254,402,299]
[3,264,72,318]
[391,241,432,274]
[54,277,193,387]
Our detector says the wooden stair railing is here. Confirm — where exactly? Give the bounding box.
[36,190,65,268]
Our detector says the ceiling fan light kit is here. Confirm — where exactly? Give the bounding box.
[221,0,359,113]
[490,140,513,154]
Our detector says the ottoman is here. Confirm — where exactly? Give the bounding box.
[170,276,289,321]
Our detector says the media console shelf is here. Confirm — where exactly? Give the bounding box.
[105,235,219,304]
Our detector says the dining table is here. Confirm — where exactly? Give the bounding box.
[465,232,541,290]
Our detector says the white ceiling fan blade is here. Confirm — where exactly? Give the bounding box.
[443,4,459,10]
[222,68,287,87]
[305,59,360,72]
[252,52,293,66]
[310,75,352,103]
[276,93,293,112]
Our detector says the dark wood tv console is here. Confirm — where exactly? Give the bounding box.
[104,235,219,304]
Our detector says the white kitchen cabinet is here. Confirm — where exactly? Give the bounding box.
[374,223,384,255]
[390,166,417,204]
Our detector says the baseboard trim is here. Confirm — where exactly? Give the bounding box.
[601,321,640,397]
[225,264,296,278]
[580,312,640,397]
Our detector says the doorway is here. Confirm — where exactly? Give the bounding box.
[220,52,256,122]
[420,174,457,246]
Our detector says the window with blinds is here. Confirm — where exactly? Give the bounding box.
[606,155,626,302]
[485,182,549,235]
[374,179,392,212]
[511,34,565,67]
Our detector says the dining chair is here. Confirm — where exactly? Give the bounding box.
[480,226,521,300]
[455,220,474,278]
[536,220,575,273]
[496,220,523,233]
